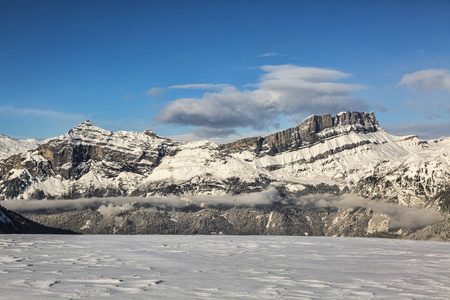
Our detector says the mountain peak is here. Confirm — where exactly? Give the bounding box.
[223,111,380,155]
[298,111,378,131]
[64,120,113,142]
[78,120,93,127]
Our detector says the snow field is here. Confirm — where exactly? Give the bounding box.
[0,235,449,299]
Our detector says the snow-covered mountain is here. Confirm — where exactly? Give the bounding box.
[0,134,40,159]
[0,112,448,207]
[1,111,449,238]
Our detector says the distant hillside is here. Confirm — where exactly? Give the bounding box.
[0,204,74,234]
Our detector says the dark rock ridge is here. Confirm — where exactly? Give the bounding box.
[0,110,448,240]
[0,110,447,216]
[0,121,178,199]
[0,111,379,200]
[0,204,74,234]
[221,111,378,155]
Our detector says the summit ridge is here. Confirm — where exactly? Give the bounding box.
[0,111,449,239]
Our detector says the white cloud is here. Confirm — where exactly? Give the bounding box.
[373,102,388,112]
[403,100,416,108]
[432,100,450,112]
[2,189,283,212]
[415,49,426,56]
[155,65,367,138]
[193,126,237,138]
[0,106,86,122]
[259,52,279,58]
[402,99,449,121]
[168,84,232,90]
[98,203,135,216]
[298,193,444,229]
[398,69,450,91]
[168,129,277,144]
[383,121,450,139]
[146,87,165,97]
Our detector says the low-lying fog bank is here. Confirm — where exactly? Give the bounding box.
[2,190,447,240]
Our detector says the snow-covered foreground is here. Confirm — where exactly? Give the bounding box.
[0,236,449,299]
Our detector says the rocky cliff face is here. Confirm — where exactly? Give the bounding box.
[0,121,179,199]
[0,111,449,239]
[0,112,447,204]
[222,111,379,155]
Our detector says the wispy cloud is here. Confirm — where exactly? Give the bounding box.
[373,102,388,112]
[403,100,416,108]
[383,121,450,139]
[146,87,165,98]
[193,126,237,138]
[298,193,444,229]
[259,52,279,58]
[167,129,276,144]
[4,191,443,230]
[2,188,282,212]
[168,83,232,90]
[0,106,86,122]
[432,100,450,113]
[155,64,367,138]
[402,99,449,121]
[398,69,450,91]
[415,49,426,56]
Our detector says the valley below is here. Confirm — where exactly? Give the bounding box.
[8,196,449,241]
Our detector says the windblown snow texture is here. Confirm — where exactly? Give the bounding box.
[1,235,449,299]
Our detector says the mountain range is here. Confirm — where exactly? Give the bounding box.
[0,111,449,239]
[0,134,40,160]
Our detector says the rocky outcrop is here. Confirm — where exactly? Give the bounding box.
[0,204,74,234]
[221,111,379,155]
[0,111,448,210]
[0,110,448,239]
[0,121,178,199]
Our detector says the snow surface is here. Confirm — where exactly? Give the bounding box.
[3,117,449,205]
[0,235,449,299]
[0,211,13,225]
[0,134,39,159]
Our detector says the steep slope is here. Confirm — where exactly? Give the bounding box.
[0,134,40,159]
[1,111,449,239]
[0,121,178,199]
[0,205,16,233]
[16,199,448,240]
[0,112,448,211]
[0,204,74,234]
[222,111,379,155]
[137,112,442,199]
[357,137,450,208]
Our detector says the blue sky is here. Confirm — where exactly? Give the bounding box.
[1,0,449,141]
